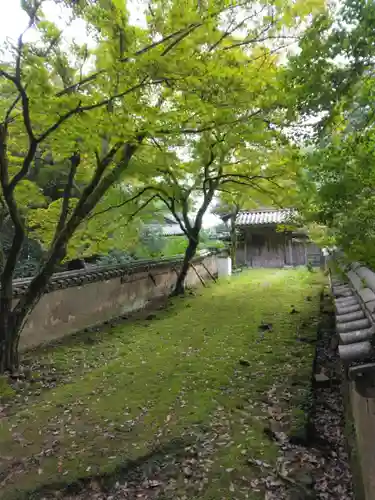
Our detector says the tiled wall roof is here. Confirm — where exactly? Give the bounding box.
[236,209,296,226]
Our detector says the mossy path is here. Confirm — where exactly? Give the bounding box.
[0,268,325,499]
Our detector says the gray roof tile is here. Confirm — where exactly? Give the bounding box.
[235,209,296,226]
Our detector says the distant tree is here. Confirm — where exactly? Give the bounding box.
[138,124,297,292]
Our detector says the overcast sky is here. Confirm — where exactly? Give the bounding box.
[0,0,148,44]
[0,0,29,43]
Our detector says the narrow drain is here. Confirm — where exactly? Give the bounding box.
[307,290,354,499]
[261,289,355,500]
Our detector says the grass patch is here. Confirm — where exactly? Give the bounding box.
[0,376,15,400]
[0,268,325,499]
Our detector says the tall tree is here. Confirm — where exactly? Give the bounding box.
[285,0,375,264]
[137,122,296,293]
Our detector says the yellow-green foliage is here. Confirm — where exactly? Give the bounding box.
[1,0,326,265]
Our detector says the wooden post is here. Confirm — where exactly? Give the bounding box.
[190,263,206,287]
[201,262,217,282]
[288,237,293,266]
[244,232,248,267]
[284,233,287,266]
[148,272,157,286]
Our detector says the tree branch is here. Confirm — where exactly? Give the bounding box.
[166,200,189,238]
[0,70,35,143]
[56,23,202,97]
[126,195,158,224]
[0,70,38,192]
[4,93,22,124]
[156,109,263,136]
[221,15,300,52]
[3,71,158,191]
[53,151,80,241]
[35,100,83,145]
[156,165,194,232]
[87,186,156,221]
[0,124,25,294]
[80,137,144,218]
[181,197,192,233]
[215,173,278,184]
[9,140,38,192]
[191,181,216,242]
[12,140,141,322]
[209,8,267,52]
[222,21,274,51]
[161,23,201,56]
[219,178,264,188]
[159,167,181,189]
[250,182,284,208]
[217,176,283,209]
[54,1,261,99]
[151,189,189,238]
[37,76,162,145]
[15,1,41,81]
[202,142,217,195]
[166,172,193,231]
[72,142,122,219]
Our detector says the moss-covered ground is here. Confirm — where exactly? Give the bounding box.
[0,268,325,499]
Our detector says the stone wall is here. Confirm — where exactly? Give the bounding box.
[15,251,220,351]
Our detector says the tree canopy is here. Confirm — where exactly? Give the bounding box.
[282,0,375,266]
[0,0,326,371]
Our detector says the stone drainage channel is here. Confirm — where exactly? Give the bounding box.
[306,290,355,500]
[264,289,355,500]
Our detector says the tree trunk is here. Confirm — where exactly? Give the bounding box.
[173,237,199,295]
[0,143,140,374]
[0,299,18,372]
[0,267,53,372]
[0,276,56,373]
[172,185,216,295]
[0,235,69,374]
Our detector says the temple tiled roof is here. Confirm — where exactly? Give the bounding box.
[236,209,296,226]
